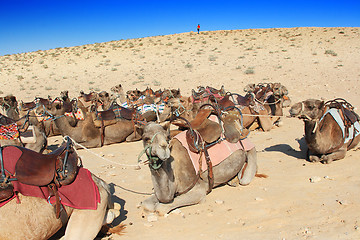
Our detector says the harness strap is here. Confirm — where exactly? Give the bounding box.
[203,146,214,194]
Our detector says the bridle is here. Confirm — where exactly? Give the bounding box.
[138,131,167,170]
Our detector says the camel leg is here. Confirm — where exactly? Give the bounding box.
[321,148,347,164]
[239,147,257,185]
[126,130,142,142]
[257,110,273,131]
[154,181,207,216]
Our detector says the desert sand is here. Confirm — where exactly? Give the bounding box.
[1,27,360,240]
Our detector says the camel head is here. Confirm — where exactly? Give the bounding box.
[141,122,171,167]
[0,95,19,119]
[243,83,256,93]
[167,96,201,125]
[126,89,142,102]
[97,91,112,110]
[60,90,69,102]
[1,95,18,110]
[44,100,66,117]
[289,99,325,120]
[272,83,288,97]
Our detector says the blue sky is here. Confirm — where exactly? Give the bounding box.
[0,0,359,56]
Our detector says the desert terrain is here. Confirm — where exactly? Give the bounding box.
[1,27,360,240]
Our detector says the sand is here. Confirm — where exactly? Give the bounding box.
[1,27,360,240]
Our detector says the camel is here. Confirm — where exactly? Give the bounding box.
[0,173,122,239]
[46,100,138,148]
[110,84,127,104]
[139,121,258,215]
[289,98,360,163]
[167,95,275,132]
[0,95,47,153]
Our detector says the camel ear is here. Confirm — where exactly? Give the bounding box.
[160,121,170,132]
[317,100,325,109]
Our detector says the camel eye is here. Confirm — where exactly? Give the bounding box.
[143,137,150,142]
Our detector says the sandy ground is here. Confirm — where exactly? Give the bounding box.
[1,27,360,239]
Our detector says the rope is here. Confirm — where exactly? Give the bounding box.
[241,113,283,117]
[63,136,143,168]
[112,183,153,196]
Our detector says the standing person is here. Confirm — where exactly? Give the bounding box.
[197,24,200,34]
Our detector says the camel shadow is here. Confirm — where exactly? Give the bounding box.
[109,183,128,225]
[264,137,307,160]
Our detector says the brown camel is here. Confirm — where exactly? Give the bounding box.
[46,101,138,148]
[167,95,275,132]
[139,120,258,215]
[289,98,360,163]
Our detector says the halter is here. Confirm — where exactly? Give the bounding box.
[138,131,166,170]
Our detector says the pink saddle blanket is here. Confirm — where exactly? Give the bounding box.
[0,146,100,210]
[174,131,255,173]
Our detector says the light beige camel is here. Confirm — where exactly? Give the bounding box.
[139,122,258,215]
[0,174,121,240]
[289,99,360,163]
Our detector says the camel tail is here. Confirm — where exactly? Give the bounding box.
[101,223,126,236]
[255,173,268,178]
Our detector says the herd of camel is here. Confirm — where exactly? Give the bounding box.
[0,82,360,239]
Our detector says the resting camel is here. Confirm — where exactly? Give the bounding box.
[0,95,47,153]
[139,119,258,215]
[46,100,138,148]
[289,98,360,163]
[168,95,276,132]
[0,172,122,239]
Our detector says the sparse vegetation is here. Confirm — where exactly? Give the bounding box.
[185,63,193,69]
[244,67,255,74]
[325,50,337,56]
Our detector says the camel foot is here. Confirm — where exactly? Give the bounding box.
[320,155,333,164]
[227,177,239,187]
[309,155,321,163]
[155,203,171,216]
[141,195,158,213]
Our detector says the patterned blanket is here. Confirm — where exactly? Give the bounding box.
[0,123,19,140]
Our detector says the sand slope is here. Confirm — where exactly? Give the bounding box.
[1,27,360,240]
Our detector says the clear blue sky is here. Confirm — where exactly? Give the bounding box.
[0,0,359,56]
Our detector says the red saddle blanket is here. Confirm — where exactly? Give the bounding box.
[174,131,255,174]
[0,146,100,209]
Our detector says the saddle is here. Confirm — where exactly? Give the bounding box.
[215,95,235,110]
[206,85,226,96]
[187,109,222,149]
[20,101,37,111]
[236,93,254,107]
[191,87,209,101]
[93,106,136,126]
[326,99,360,127]
[0,137,80,218]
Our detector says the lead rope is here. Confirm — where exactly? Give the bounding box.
[63,136,142,168]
